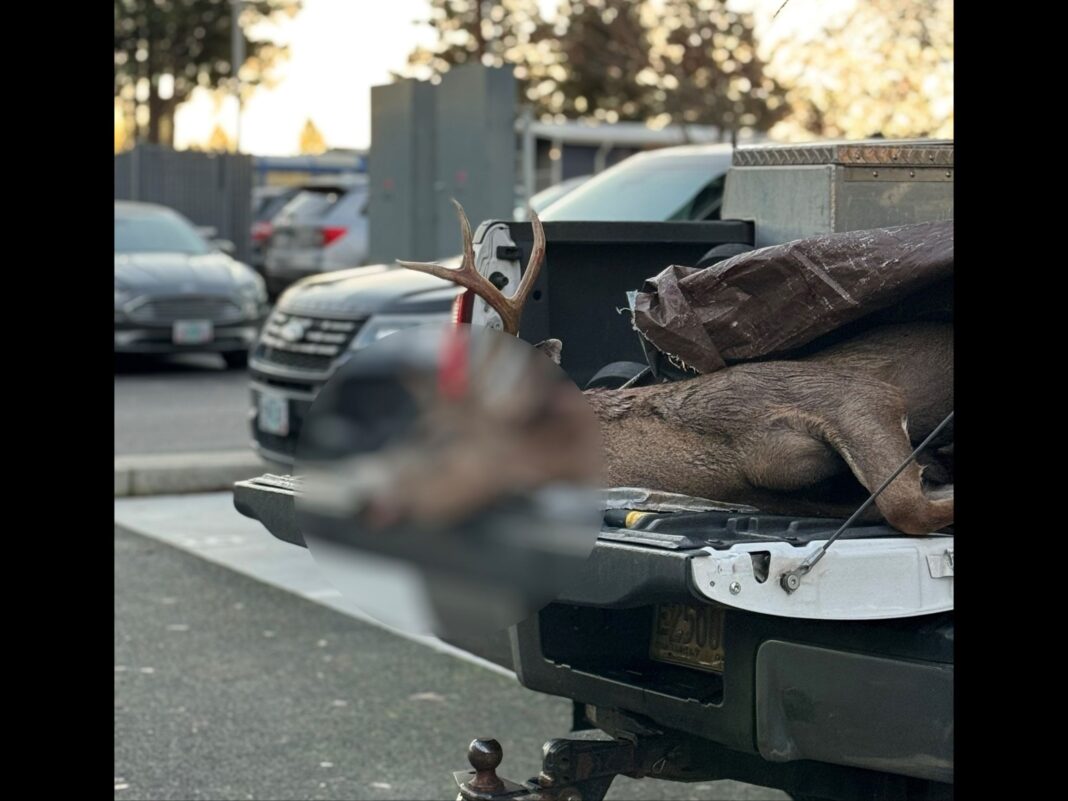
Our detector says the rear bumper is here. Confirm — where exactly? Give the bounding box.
[114,322,261,354]
[514,524,953,784]
[514,600,953,786]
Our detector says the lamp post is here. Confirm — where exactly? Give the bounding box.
[231,0,246,152]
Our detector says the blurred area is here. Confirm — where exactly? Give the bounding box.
[294,325,602,638]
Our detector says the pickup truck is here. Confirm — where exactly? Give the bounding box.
[235,138,954,801]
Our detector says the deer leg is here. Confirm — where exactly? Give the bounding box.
[820,406,954,536]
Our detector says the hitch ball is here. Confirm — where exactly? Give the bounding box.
[467,738,505,793]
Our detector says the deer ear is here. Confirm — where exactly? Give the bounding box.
[535,338,563,365]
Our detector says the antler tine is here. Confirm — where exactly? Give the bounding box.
[450,198,477,270]
[396,201,505,319]
[506,206,545,319]
[396,200,545,336]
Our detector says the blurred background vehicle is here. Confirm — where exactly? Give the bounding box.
[249,186,301,279]
[514,174,591,220]
[263,176,369,296]
[539,144,732,221]
[115,201,269,369]
[317,184,371,273]
[249,144,733,464]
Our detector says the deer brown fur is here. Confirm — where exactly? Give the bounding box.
[397,202,954,535]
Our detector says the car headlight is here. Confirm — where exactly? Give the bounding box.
[237,275,268,314]
[350,313,451,350]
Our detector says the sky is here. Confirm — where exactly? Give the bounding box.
[172,0,855,156]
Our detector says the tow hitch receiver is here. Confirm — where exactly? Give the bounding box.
[454,733,674,801]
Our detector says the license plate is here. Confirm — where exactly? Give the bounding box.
[172,319,214,345]
[258,391,289,436]
[649,603,725,673]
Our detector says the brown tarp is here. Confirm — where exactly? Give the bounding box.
[632,220,953,373]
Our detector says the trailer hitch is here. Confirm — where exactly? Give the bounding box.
[454,732,675,801]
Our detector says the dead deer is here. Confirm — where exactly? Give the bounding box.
[354,326,604,530]
[396,202,954,535]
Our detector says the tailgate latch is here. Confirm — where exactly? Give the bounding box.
[927,548,954,578]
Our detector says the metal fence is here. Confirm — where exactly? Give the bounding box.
[115,145,254,263]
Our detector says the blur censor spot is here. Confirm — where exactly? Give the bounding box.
[294,323,603,639]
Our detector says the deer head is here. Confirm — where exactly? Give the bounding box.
[397,199,546,336]
[350,325,601,530]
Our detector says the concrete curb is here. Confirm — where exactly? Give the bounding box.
[115,450,269,497]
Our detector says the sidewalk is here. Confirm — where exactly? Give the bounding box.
[114,450,269,497]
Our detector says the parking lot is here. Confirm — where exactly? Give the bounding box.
[113,449,788,800]
[115,355,251,456]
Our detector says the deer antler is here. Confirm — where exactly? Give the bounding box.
[397,199,546,336]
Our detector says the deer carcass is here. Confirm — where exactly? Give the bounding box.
[395,202,953,535]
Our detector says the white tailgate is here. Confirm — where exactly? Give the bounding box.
[690,535,954,620]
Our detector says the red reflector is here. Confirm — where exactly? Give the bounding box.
[451,290,474,326]
[438,326,469,400]
[251,221,272,242]
[321,226,348,245]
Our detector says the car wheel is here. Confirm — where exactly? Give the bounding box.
[223,351,249,370]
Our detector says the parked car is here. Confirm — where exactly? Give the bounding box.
[250,186,301,279]
[263,178,369,295]
[248,144,734,463]
[538,143,731,221]
[114,201,269,368]
[513,174,591,220]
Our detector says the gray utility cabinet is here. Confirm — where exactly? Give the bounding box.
[722,139,953,247]
[368,65,516,264]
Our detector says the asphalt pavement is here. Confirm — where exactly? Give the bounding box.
[114,494,790,801]
[114,354,252,455]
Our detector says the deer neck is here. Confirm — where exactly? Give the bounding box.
[582,376,752,497]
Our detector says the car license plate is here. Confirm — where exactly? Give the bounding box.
[649,603,726,673]
[172,319,214,345]
[257,391,289,436]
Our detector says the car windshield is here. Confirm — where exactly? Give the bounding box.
[530,177,589,213]
[254,191,297,223]
[541,153,731,222]
[321,186,369,225]
[115,210,210,255]
[276,189,346,224]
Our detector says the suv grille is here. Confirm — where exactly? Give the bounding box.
[253,310,363,373]
[128,296,244,323]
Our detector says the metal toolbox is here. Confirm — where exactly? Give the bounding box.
[723,139,954,247]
